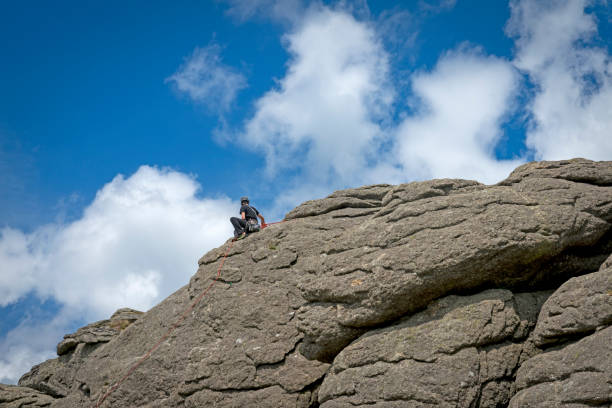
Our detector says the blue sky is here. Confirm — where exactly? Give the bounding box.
[1,0,611,384]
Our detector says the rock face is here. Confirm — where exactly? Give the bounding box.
[18,308,143,399]
[531,259,612,346]
[2,158,611,408]
[510,326,612,407]
[56,308,143,356]
[508,257,612,407]
[293,159,611,361]
[0,384,55,407]
[318,289,550,407]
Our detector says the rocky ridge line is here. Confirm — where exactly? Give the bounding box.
[2,158,611,407]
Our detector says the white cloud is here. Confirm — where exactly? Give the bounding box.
[237,6,531,215]
[1,166,235,317]
[0,229,41,306]
[0,340,54,384]
[204,1,610,217]
[166,44,247,113]
[242,8,395,188]
[507,0,612,160]
[225,1,611,215]
[0,166,236,383]
[395,47,524,184]
[0,313,68,384]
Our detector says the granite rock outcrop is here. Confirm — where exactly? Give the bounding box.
[2,159,611,407]
[17,308,143,400]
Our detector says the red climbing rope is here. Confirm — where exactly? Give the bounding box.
[261,220,285,228]
[93,240,234,408]
[93,219,287,407]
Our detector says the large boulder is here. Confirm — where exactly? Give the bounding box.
[509,326,612,407]
[532,260,612,346]
[318,289,550,408]
[2,159,611,407]
[0,384,55,407]
[56,308,143,356]
[506,255,612,407]
[295,159,612,360]
[46,235,331,407]
[18,308,142,398]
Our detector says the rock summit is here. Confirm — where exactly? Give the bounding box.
[2,158,611,407]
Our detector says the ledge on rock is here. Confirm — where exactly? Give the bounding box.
[532,261,612,346]
[510,326,612,407]
[600,252,612,271]
[499,158,612,186]
[317,289,549,408]
[295,159,612,361]
[18,308,143,399]
[0,384,55,407]
[57,308,143,355]
[285,184,392,220]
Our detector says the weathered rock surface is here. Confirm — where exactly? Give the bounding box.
[318,289,550,407]
[2,159,611,408]
[18,308,143,398]
[600,252,612,271]
[509,326,612,407]
[532,261,612,346]
[499,158,612,186]
[56,308,143,356]
[0,384,55,407]
[507,257,612,407]
[295,159,612,360]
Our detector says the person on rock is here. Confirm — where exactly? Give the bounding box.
[230,196,266,241]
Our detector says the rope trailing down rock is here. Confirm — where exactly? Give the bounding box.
[94,240,235,408]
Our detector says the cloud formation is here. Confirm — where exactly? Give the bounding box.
[0,313,68,384]
[242,8,395,188]
[395,47,523,183]
[0,166,235,382]
[238,5,525,208]
[166,44,247,113]
[1,166,234,316]
[508,0,612,160]
[236,0,611,204]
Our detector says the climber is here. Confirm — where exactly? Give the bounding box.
[230,196,266,241]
